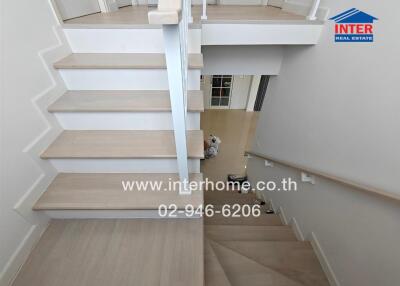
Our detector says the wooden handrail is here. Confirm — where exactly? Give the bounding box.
[245,150,400,202]
[148,0,182,25]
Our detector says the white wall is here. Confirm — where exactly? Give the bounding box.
[54,0,100,20]
[117,0,131,7]
[202,75,252,109]
[248,157,400,286]
[252,0,400,195]
[230,76,252,109]
[202,46,283,75]
[249,0,400,285]
[0,1,69,285]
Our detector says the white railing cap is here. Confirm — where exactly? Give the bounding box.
[148,0,182,25]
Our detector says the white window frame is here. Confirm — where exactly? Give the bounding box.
[209,75,233,109]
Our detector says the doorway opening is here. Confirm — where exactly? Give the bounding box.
[200,74,271,185]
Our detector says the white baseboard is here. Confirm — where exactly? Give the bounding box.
[2,23,69,286]
[15,25,70,225]
[0,224,48,286]
[277,206,288,225]
[309,232,341,286]
[289,217,305,241]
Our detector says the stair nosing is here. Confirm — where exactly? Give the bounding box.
[33,173,204,211]
[205,239,232,286]
[53,53,204,69]
[48,90,204,113]
[40,130,204,159]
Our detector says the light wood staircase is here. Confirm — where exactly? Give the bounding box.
[15,5,206,285]
[13,1,331,285]
[35,52,205,216]
[204,191,330,286]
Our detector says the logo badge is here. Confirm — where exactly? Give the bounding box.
[329,8,378,42]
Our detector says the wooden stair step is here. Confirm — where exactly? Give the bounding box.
[53,53,203,69]
[205,213,282,226]
[34,173,203,210]
[12,219,204,286]
[48,90,204,113]
[217,241,330,286]
[205,239,231,286]
[205,190,258,205]
[41,130,204,159]
[205,225,297,241]
[209,240,302,286]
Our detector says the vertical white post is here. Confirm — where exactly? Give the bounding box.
[98,0,119,13]
[188,0,193,23]
[307,0,321,20]
[201,0,207,20]
[163,25,190,194]
[246,75,261,112]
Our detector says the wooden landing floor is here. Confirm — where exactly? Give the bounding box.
[64,5,305,26]
[12,219,203,286]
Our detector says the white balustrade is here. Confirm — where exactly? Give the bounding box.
[148,0,191,194]
[307,0,321,20]
[201,0,207,20]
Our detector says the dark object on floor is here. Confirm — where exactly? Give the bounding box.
[255,199,266,205]
[227,174,248,185]
[265,209,275,214]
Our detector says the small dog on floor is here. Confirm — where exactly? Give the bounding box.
[204,134,221,159]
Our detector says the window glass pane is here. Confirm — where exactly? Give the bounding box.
[220,97,230,106]
[222,78,232,87]
[211,98,220,106]
[212,77,222,87]
[211,88,220,97]
[214,75,222,77]
[221,88,230,97]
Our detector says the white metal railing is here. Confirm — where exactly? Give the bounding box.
[306,0,321,20]
[148,0,191,194]
[201,0,207,20]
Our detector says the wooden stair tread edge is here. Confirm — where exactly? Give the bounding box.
[205,225,297,241]
[53,53,203,69]
[215,240,330,286]
[205,213,283,226]
[48,90,204,112]
[12,219,204,286]
[204,239,232,286]
[40,130,204,159]
[34,173,203,210]
[208,239,303,286]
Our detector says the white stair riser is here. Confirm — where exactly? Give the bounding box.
[60,69,201,90]
[54,112,200,130]
[44,210,202,219]
[64,28,202,53]
[50,158,201,173]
